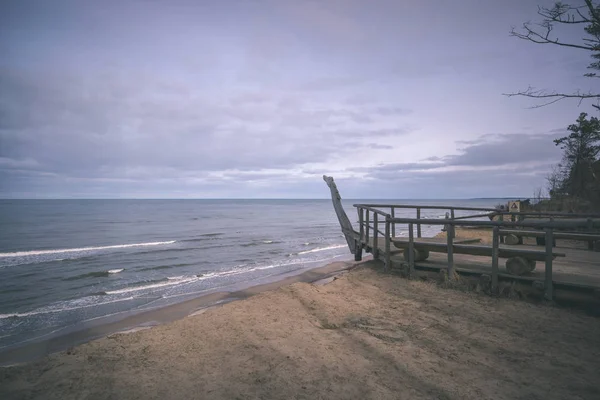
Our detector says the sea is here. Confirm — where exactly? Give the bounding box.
[0,198,502,355]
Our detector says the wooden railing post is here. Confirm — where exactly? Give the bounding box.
[391,207,396,237]
[385,219,391,270]
[416,208,422,238]
[373,213,379,259]
[447,223,455,278]
[492,226,499,295]
[359,208,364,241]
[408,222,415,278]
[365,210,370,244]
[450,209,455,240]
[544,227,554,301]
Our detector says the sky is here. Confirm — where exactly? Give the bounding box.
[0,0,598,199]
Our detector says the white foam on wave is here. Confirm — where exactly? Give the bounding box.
[297,244,347,255]
[262,240,274,244]
[0,296,136,320]
[0,241,176,258]
[105,276,198,295]
[108,269,124,274]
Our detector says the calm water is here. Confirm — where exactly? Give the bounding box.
[0,198,500,351]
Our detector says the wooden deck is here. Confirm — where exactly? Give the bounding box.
[365,238,600,292]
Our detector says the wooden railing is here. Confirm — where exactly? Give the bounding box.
[352,203,600,302]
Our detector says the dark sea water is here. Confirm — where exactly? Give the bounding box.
[0,198,500,352]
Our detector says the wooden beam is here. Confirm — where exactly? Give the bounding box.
[391,207,396,237]
[359,208,364,242]
[416,208,422,238]
[408,222,415,277]
[492,226,499,294]
[447,224,454,277]
[391,239,565,261]
[385,220,391,270]
[365,210,370,243]
[373,213,379,259]
[545,228,554,301]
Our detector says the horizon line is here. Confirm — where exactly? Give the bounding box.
[0,197,529,201]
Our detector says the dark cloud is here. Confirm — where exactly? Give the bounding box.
[357,133,560,187]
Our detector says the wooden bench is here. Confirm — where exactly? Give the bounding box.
[392,237,566,275]
[500,229,600,251]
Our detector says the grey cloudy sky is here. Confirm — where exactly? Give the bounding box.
[0,0,596,198]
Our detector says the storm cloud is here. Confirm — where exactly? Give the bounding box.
[0,0,594,198]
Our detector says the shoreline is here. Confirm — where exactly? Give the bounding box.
[2,259,599,399]
[0,257,359,366]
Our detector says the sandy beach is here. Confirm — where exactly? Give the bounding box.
[2,259,600,400]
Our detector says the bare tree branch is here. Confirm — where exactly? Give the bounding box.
[507,1,600,109]
[510,22,594,50]
[503,87,600,100]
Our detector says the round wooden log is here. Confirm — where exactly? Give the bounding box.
[527,258,536,272]
[504,234,521,246]
[505,256,532,276]
[403,248,430,262]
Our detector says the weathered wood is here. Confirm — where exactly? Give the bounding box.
[492,226,499,294]
[500,229,600,241]
[408,223,415,276]
[358,208,364,241]
[385,220,391,270]
[354,240,362,261]
[545,228,554,301]
[447,224,454,277]
[392,239,566,261]
[373,213,379,259]
[365,211,370,243]
[416,208,422,238]
[506,257,532,275]
[391,207,396,237]
[504,234,521,246]
[323,175,357,254]
[403,248,430,262]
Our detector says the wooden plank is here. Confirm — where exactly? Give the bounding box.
[392,237,481,245]
[492,226,499,294]
[545,228,554,301]
[499,229,600,241]
[416,208,422,238]
[392,240,565,261]
[408,223,415,277]
[365,211,370,243]
[447,225,454,277]
[385,220,391,270]
[359,208,364,241]
[373,213,379,259]
[391,208,396,237]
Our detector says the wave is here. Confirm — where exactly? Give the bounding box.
[296,244,347,255]
[104,276,199,295]
[0,241,176,258]
[138,262,194,272]
[63,269,123,281]
[0,296,136,320]
[0,254,347,321]
[241,240,279,247]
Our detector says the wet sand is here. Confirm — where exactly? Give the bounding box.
[0,260,356,366]
[2,260,600,400]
